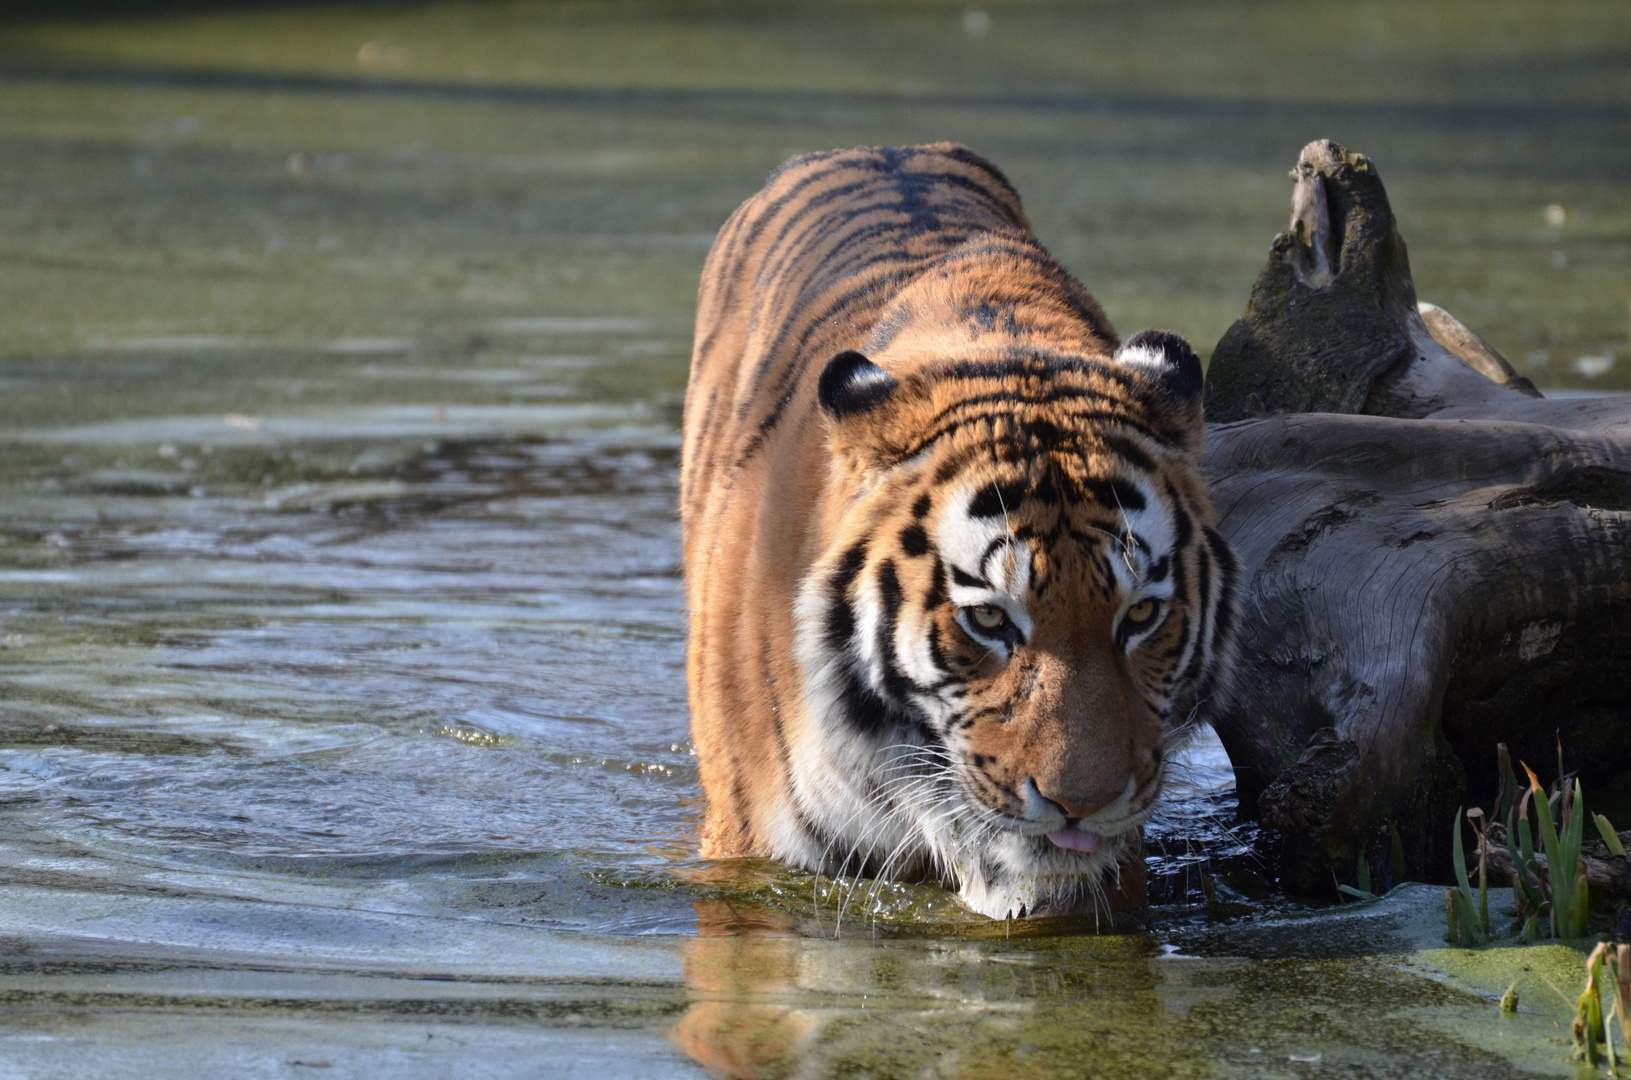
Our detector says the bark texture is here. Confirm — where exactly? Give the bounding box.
[1200,140,1631,895]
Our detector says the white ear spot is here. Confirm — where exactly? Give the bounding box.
[818,349,899,419]
[848,367,895,390]
[1114,344,1168,372]
[1112,329,1203,404]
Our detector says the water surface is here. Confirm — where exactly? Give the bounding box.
[0,2,1626,1076]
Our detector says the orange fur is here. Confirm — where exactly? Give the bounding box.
[681,144,1233,918]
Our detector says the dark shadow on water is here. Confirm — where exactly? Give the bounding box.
[0,55,1627,135]
[0,0,419,22]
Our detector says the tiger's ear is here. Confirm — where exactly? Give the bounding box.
[1114,330,1202,404]
[818,350,898,419]
[1114,330,1203,432]
[818,349,913,469]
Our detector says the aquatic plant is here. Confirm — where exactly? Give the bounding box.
[1339,822,1408,903]
[1495,746,1590,939]
[1445,806,1488,946]
[1448,745,1599,945]
[1523,762,1591,939]
[1338,854,1377,902]
[1573,942,1631,1068]
[1599,815,1628,858]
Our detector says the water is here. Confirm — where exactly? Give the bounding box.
[0,2,1626,1076]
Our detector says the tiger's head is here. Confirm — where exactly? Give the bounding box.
[791,323,1236,920]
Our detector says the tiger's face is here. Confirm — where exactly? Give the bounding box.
[792,331,1235,919]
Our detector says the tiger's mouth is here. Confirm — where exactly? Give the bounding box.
[1044,823,1102,852]
[972,772,1158,851]
[937,772,1158,921]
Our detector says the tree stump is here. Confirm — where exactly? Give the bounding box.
[1200,140,1631,895]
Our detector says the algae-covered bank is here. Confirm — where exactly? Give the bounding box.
[0,1,1628,1076]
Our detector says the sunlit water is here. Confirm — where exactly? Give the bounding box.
[0,409,1244,938]
[0,422,697,926]
[0,1,1626,1075]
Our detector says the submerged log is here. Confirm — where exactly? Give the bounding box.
[1200,140,1631,895]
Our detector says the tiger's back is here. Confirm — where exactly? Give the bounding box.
[682,144,1234,917]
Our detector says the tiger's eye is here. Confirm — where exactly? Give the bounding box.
[1125,599,1158,626]
[970,604,1007,630]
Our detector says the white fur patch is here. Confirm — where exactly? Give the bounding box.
[1113,342,1169,373]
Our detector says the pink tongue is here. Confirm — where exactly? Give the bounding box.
[1046,828,1101,853]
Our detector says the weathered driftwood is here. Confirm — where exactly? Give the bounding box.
[1480,823,1631,899]
[1200,140,1631,894]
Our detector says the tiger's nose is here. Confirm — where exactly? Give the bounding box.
[1037,791,1112,819]
[1022,775,1114,820]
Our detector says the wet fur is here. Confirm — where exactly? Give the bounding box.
[681,144,1236,919]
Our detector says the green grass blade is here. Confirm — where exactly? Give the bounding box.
[1516,787,1539,869]
[1462,893,1487,945]
[1507,799,1547,910]
[1596,814,1627,857]
[1524,762,1570,935]
[1559,779,1587,936]
[1566,779,1586,866]
[1478,846,1489,937]
[1443,887,1485,946]
[1525,762,1561,867]
[1498,744,1517,823]
[1452,808,1473,893]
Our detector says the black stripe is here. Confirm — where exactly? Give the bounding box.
[1081,477,1146,512]
[1179,544,1213,687]
[1204,525,1238,644]
[878,558,904,627]
[979,536,1014,574]
[1099,434,1158,474]
[824,541,868,650]
[833,664,932,741]
[933,448,978,485]
[968,481,1025,519]
[935,350,1140,395]
[1031,469,1059,507]
[1167,526,1188,609]
[1168,483,1194,549]
[835,665,893,736]
[924,557,949,610]
[1158,614,1190,661]
[875,559,927,699]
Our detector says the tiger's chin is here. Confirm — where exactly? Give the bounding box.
[943,824,1145,921]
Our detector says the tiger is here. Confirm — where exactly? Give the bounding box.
[680,143,1237,920]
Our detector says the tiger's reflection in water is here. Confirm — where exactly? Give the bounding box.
[669,900,1207,1080]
